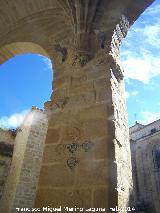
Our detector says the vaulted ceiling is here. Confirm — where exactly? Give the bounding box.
[0,0,154,64]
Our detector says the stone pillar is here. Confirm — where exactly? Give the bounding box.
[34,1,154,212]
[0,109,48,213]
[35,55,132,212]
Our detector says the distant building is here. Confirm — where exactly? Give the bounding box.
[0,128,15,200]
[130,120,160,213]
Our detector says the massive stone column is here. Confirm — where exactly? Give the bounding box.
[35,55,130,212]
[34,1,154,212]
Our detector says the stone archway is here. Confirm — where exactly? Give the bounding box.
[0,0,155,212]
[0,42,49,64]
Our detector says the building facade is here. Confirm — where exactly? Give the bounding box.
[130,120,160,213]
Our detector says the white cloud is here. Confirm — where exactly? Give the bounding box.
[131,8,160,47]
[43,57,52,70]
[121,2,160,84]
[122,50,160,84]
[124,91,139,99]
[131,91,139,96]
[124,91,130,99]
[137,111,160,125]
[0,110,29,129]
[38,55,52,70]
[143,24,160,47]
[145,4,160,15]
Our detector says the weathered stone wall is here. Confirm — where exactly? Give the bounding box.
[0,128,15,201]
[0,109,48,213]
[35,54,112,211]
[34,49,132,212]
[0,128,15,144]
[130,121,160,213]
[130,121,160,141]
[111,71,133,209]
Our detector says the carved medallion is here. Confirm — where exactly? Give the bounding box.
[67,157,79,170]
[64,140,94,169]
[65,143,78,154]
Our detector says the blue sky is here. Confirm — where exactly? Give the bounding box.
[0,0,160,128]
[121,0,160,126]
[0,55,52,128]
